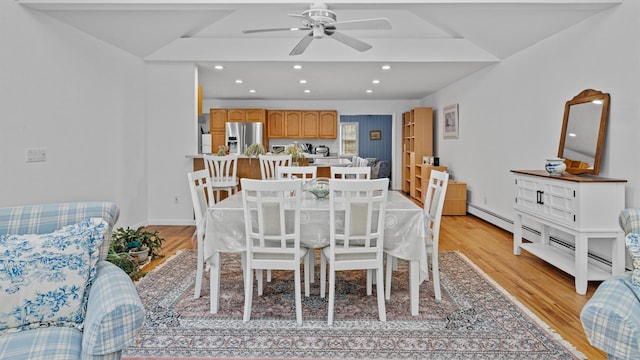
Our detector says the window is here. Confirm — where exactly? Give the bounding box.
[340,122,358,156]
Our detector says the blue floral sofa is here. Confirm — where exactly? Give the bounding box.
[580,208,640,360]
[0,202,145,360]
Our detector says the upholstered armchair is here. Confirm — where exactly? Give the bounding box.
[0,202,145,360]
[580,208,640,360]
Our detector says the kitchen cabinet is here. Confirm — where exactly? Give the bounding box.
[266,109,337,139]
[228,109,266,123]
[285,111,302,138]
[210,108,228,152]
[302,111,319,138]
[267,111,285,138]
[318,110,337,138]
[197,85,202,115]
[511,169,627,295]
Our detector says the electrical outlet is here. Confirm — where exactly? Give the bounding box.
[174,195,180,204]
[26,148,47,162]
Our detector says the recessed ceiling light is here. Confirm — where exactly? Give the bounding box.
[249,89,256,93]
[372,79,380,84]
[366,89,373,93]
[293,65,303,70]
[214,65,224,70]
[304,89,311,93]
[381,65,391,70]
[235,79,243,84]
[299,79,307,84]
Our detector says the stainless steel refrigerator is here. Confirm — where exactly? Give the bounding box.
[226,122,263,155]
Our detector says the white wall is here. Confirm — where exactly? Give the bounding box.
[146,63,200,225]
[422,2,640,260]
[0,1,147,227]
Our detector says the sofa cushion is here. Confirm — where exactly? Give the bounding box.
[0,218,107,335]
[626,233,640,287]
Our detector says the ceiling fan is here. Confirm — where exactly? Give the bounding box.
[242,3,391,56]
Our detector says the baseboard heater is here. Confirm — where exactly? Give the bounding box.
[467,203,614,269]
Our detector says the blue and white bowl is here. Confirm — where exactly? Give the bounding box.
[545,158,566,176]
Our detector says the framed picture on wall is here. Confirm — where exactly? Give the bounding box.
[443,104,459,139]
[369,130,382,140]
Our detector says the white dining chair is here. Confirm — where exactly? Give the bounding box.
[386,170,449,301]
[186,169,214,299]
[203,154,239,202]
[320,178,389,325]
[240,178,311,325]
[330,166,370,179]
[259,154,292,180]
[277,165,317,184]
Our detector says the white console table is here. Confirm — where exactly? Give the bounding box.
[511,170,627,295]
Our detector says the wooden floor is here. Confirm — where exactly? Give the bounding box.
[144,212,606,359]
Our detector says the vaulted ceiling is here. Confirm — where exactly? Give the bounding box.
[20,0,621,100]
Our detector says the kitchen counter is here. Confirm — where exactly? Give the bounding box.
[310,158,352,166]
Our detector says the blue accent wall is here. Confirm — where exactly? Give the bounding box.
[340,115,392,164]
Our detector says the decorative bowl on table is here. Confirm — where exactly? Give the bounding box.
[306,177,330,199]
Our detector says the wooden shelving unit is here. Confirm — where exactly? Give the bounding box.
[401,107,433,202]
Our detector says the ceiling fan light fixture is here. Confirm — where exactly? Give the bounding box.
[293,65,303,70]
[299,80,307,84]
[235,79,243,84]
[214,65,224,70]
[381,65,391,70]
[304,89,311,93]
[366,89,373,93]
[372,79,380,84]
[301,3,336,25]
[249,89,256,93]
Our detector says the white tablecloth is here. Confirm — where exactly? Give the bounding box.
[204,190,428,282]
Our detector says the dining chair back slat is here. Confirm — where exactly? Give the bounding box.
[277,165,317,186]
[330,166,370,180]
[203,154,239,202]
[258,154,291,180]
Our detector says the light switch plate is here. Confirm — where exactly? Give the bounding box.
[26,148,47,162]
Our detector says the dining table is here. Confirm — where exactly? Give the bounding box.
[204,189,428,316]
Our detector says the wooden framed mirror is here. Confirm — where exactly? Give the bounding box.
[557,89,610,175]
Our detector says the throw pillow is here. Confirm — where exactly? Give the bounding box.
[0,218,107,335]
[625,233,640,287]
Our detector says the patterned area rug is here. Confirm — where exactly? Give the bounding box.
[123,250,584,360]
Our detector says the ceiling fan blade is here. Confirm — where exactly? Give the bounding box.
[243,26,311,34]
[290,32,314,56]
[327,18,391,31]
[325,30,372,52]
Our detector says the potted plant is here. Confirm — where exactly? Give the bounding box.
[286,145,306,165]
[110,226,165,264]
[243,143,265,164]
